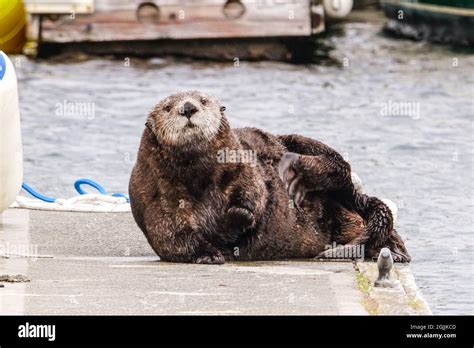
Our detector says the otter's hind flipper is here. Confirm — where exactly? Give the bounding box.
[366,228,411,263]
[278,134,347,158]
[349,193,410,263]
[278,151,352,206]
[277,134,352,200]
[277,134,410,263]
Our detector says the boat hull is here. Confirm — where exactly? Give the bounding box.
[381,0,474,45]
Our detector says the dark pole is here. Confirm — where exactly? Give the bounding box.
[38,14,43,44]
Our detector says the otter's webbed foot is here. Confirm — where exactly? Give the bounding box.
[226,206,256,231]
[278,152,307,207]
[369,229,411,263]
[195,249,225,265]
[193,236,226,264]
[390,249,411,263]
[366,246,410,263]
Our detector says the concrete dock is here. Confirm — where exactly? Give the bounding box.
[0,208,430,315]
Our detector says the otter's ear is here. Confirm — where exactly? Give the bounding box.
[220,106,226,113]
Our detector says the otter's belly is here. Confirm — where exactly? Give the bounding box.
[234,162,329,260]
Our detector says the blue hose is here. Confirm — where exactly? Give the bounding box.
[21,179,129,203]
[74,178,107,195]
[21,182,56,203]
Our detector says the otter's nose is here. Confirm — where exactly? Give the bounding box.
[180,101,198,119]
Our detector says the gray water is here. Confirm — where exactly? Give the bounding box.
[15,21,473,314]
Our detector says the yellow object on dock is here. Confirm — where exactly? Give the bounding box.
[0,0,26,53]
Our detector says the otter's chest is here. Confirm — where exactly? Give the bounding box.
[160,186,228,231]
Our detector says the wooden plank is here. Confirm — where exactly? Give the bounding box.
[25,0,94,14]
[36,0,312,42]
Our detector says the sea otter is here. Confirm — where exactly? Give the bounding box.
[129,91,410,264]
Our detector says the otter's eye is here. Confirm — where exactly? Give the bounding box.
[200,98,207,106]
[164,104,172,112]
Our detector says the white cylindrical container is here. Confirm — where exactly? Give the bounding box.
[0,51,23,213]
[323,0,353,19]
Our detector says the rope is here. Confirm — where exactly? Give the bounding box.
[13,179,130,212]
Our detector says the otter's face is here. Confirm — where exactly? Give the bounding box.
[147,91,226,147]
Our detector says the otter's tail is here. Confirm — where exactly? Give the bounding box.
[350,190,394,249]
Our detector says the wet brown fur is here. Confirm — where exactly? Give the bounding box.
[129,91,410,264]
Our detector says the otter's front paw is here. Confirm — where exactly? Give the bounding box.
[278,152,307,207]
[391,249,411,263]
[226,207,256,231]
[195,251,225,265]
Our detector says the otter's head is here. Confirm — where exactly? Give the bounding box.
[146,91,227,149]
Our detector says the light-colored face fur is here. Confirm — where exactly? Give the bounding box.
[148,91,225,147]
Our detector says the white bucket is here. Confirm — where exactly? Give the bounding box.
[0,51,23,213]
[323,0,353,19]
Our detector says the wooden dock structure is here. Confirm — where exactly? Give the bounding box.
[24,0,326,61]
